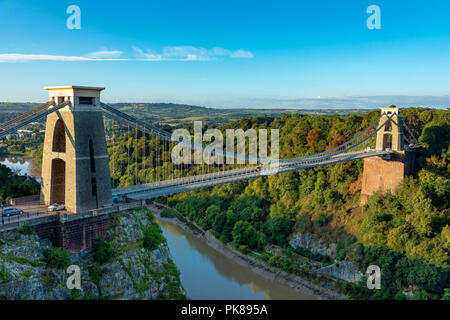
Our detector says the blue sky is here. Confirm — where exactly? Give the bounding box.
[0,0,449,108]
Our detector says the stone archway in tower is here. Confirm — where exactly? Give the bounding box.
[50,158,65,204]
[52,119,66,152]
[382,132,393,150]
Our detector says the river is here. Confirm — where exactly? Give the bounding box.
[2,156,315,300]
[157,218,316,300]
[0,156,41,183]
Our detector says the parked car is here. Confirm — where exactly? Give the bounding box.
[2,207,24,217]
[48,203,65,212]
[112,194,121,203]
[256,166,279,176]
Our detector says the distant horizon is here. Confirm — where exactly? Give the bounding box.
[1,95,449,110]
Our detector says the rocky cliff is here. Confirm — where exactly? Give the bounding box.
[289,232,363,283]
[0,208,187,300]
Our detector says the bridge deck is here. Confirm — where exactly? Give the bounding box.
[118,150,391,200]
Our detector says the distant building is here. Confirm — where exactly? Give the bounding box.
[17,129,33,138]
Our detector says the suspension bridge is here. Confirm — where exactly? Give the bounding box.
[0,86,419,213]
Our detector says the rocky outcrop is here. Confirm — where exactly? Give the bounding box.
[0,208,186,300]
[316,261,363,283]
[289,233,336,257]
[289,233,363,283]
[0,232,70,300]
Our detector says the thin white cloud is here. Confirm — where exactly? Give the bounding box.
[133,46,254,61]
[0,46,253,63]
[0,52,127,62]
[0,53,93,62]
[230,50,254,58]
[132,46,163,61]
[85,50,123,59]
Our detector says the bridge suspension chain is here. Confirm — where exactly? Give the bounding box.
[100,103,388,166]
[0,101,70,138]
[0,101,54,131]
[399,117,420,145]
[102,104,407,196]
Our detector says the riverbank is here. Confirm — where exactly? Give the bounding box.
[149,203,347,300]
[25,156,40,178]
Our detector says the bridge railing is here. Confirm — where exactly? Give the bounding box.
[0,212,57,233]
[59,201,147,222]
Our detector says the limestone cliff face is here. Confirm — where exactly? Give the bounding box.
[289,233,363,284]
[0,208,186,300]
[289,233,337,258]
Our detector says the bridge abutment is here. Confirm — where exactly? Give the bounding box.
[55,214,110,252]
[0,202,146,253]
[360,150,416,204]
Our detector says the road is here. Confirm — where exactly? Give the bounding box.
[0,201,61,225]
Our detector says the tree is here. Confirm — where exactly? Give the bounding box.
[306,129,319,148]
[204,204,221,230]
[93,238,114,264]
[264,217,293,247]
[232,220,266,250]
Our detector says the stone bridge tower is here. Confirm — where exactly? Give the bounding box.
[375,107,405,152]
[360,107,415,204]
[41,86,112,213]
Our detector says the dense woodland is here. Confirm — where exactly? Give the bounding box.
[148,107,448,300]
[2,105,449,299]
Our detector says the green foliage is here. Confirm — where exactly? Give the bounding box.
[238,245,250,254]
[441,288,450,300]
[160,208,178,218]
[314,213,330,227]
[88,263,103,288]
[0,264,7,281]
[158,259,188,300]
[357,177,449,268]
[352,244,449,299]
[0,163,40,202]
[17,222,35,235]
[43,248,70,269]
[412,289,429,300]
[335,241,346,260]
[264,217,293,247]
[93,238,114,264]
[232,220,266,251]
[394,291,407,300]
[142,222,165,250]
[371,288,391,300]
[267,255,290,270]
[22,268,34,278]
[292,246,331,263]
